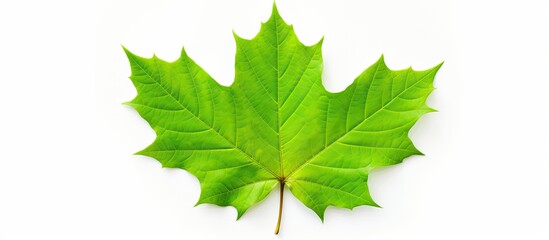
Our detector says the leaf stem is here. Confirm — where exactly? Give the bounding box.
[274,180,285,234]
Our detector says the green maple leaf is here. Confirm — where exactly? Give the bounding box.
[123,4,442,234]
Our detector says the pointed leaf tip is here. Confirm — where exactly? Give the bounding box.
[268,1,286,25]
[236,209,246,220]
[435,61,444,71]
[316,36,325,46]
[180,46,188,57]
[122,45,134,58]
[314,207,327,222]
[272,1,279,16]
[376,54,388,69]
[231,29,242,41]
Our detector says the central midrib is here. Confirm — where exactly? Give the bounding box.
[274,13,285,181]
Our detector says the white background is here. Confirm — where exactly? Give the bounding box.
[0,0,548,239]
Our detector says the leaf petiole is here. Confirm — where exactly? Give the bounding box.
[274,180,285,234]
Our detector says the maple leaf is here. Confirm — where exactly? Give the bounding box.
[123,4,442,234]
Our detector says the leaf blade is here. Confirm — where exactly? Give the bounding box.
[123,4,442,225]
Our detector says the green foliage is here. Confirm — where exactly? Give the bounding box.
[123,4,441,231]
